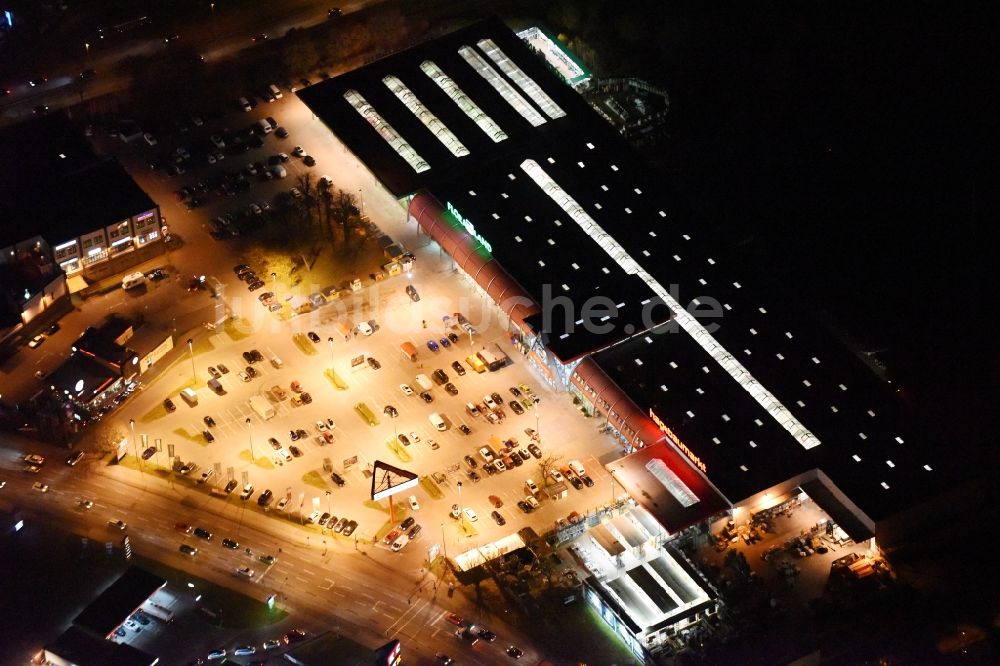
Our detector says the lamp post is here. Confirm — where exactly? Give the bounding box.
[533,400,540,438]
[186,338,196,384]
[457,481,463,534]
[129,418,143,479]
[326,490,331,516]
[440,522,448,561]
[327,337,334,363]
[246,417,255,463]
[384,405,398,445]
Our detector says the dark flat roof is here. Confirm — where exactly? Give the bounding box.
[0,113,157,247]
[47,352,119,401]
[299,17,672,359]
[73,566,165,637]
[594,318,953,522]
[46,626,156,666]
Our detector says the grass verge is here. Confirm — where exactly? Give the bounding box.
[239,449,274,469]
[302,469,330,490]
[387,438,412,463]
[224,316,254,341]
[420,475,444,500]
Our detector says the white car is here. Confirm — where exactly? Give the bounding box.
[525,478,539,495]
[316,420,329,432]
[400,384,414,396]
[408,431,421,444]
[238,371,250,382]
[463,507,478,522]
[236,567,255,578]
[277,448,292,462]
[408,495,420,511]
[292,145,306,157]
[549,469,566,484]
[355,321,373,336]
[276,497,289,511]
[210,134,226,149]
[494,459,506,472]
[483,395,498,410]
[478,447,495,463]
[306,510,322,523]
[525,495,540,509]
[32,482,49,492]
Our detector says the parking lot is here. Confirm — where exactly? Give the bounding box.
[54,83,625,567]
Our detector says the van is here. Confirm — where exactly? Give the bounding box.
[270,164,287,179]
[180,388,198,406]
[268,84,283,99]
[414,374,433,391]
[256,118,272,134]
[400,341,418,361]
[207,378,225,395]
[428,412,447,432]
[568,460,587,477]
[122,272,146,290]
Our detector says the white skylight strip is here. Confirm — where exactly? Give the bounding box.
[644,459,699,507]
[382,75,469,157]
[521,158,821,451]
[343,89,429,173]
[419,60,508,142]
[476,38,566,119]
[457,45,547,127]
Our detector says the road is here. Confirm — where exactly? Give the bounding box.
[0,1,370,124]
[0,451,536,664]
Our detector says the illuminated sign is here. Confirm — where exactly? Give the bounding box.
[446,201,493,253]
[650,409,707,473]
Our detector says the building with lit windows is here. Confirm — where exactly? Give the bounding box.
[298,15,956,575]
[0,113,162,284]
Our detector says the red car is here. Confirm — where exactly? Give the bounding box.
[445,612,465,627]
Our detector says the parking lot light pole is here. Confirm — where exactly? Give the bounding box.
[441,522,448,561]
[129,418,143,479]
[187,338,196,384]
[326,490,331,516]
[327,337,334,363]
[246,417,255,463]
[457,481,463,533]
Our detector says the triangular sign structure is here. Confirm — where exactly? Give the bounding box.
[370,460,419,501]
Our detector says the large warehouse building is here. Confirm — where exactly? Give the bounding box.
[298,17,954,550]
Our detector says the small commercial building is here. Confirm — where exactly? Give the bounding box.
[42,626,157,666]
[0,113,163,288]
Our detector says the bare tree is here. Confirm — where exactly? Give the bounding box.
[537,452,563,485]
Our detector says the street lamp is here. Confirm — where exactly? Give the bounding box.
[246,417,255,463]
[186,338,196,384]
[327,337,335,363]
[457,481,463,533]
[129,418,143,479]
[326,490,331,516]
[384,405,398,444]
